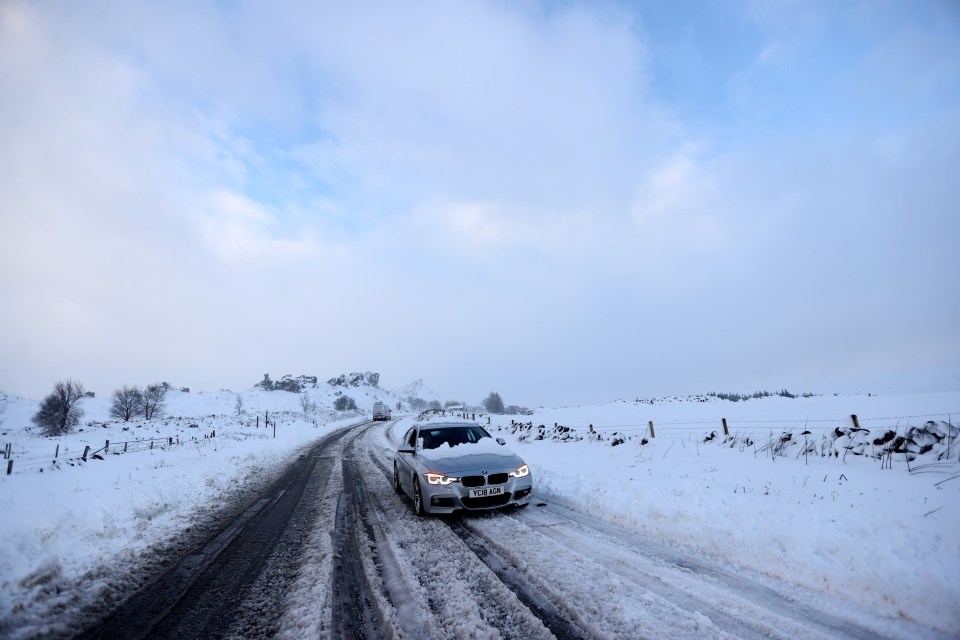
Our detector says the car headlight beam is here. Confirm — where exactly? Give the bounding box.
[424,472,458,485]
[509,464,529,478]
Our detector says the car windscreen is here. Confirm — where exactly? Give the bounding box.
[420,426,491,450]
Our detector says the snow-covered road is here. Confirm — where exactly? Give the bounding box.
[80,418,942,639]
[3,397,955,640]
[333,421,949,640]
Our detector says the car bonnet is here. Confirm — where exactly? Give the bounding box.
[420,450,525,475]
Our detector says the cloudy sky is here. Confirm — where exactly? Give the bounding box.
[1,0,958,407]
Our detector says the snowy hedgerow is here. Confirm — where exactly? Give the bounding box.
[334,395,357,411]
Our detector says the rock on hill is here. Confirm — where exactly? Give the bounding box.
[255,374,319,393]
[327,372,379,388]
[253,372,382,393]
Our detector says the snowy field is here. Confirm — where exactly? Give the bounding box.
[1,385,958,638]
[484,392,960,636]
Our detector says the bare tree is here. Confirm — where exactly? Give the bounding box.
[142,383,167,420]
[234,393,244,416]
[110,385,143,422]
[299,392,316,417]
[32,379,86,436]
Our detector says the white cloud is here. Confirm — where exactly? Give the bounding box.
[198,191,319,265]
[1,0,958,405]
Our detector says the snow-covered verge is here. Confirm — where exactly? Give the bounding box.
[477,391,960,636]
[0,387,367,637]
[1,387,958,637]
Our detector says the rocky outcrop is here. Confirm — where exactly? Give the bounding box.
[397,378,425,397]
[327,372,379,388]
[256,374,318,393]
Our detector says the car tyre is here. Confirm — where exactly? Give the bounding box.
[413,477,426,517]
[393,463,403,495]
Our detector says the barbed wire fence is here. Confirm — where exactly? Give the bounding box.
[0,408,318,476]
[486,411,959,472]
[1,432,219,475]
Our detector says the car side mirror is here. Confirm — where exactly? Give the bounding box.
[398,447,415,455]
[496,437,506,445]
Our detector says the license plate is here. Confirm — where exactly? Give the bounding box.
[469,486,504,498]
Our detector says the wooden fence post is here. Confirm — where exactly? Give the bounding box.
[648,421,656,438]
[124,442,128,453]
[82,446,90,461]
[6,460,11,475]
[722,418,729,436]
[273,421,276,438]
[55,444,59,459]
[105,440,110,452]
[851,414,861,430]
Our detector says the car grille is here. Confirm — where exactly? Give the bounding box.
[461,473,509,487]
[462,493,512,509]
[488,473,508,485]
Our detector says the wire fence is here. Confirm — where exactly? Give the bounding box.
[488,410,960,467]
[1,408,330,476]
[498,411,956,436]
[2,432,217,476]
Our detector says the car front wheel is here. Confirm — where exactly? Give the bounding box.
[413,477,426,517]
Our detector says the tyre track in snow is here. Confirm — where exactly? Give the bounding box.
[358,428,555,639]
[331,425,434,639]
[330,462,381,639]
[365,427,593,639]
[464,505,800,639]
[364,422,943,639]
[330,424,397,639]
[443,518,591,640]
[501,501,944,640]
[470,504,789,640]
[77,424,358,640]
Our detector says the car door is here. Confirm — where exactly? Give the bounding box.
[397,427,419,494]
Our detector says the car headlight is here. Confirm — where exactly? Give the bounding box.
[509,464,529,478]
[424,472,458,485]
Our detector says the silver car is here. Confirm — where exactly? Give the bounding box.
[393,421,533,516]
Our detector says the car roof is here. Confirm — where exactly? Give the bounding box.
[417,421,477,430]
